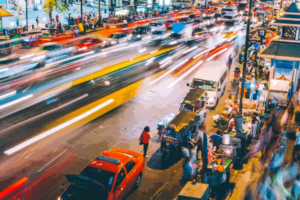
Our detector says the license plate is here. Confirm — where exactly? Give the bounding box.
[165,138,173,143]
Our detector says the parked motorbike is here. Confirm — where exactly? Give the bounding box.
[213,113,229,130]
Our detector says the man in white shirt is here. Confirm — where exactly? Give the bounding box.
[293,128,300,160]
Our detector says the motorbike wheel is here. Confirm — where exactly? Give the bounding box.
[162,151,169,162]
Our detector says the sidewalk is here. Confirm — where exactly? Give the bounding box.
[225,55,297,200]
[3,4,107,29]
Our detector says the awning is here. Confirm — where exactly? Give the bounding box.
[258,41,300,61]
[271,19,300,27]
[0,6,13,17]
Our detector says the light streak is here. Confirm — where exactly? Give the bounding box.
[149,59,189,85]
[167,61,203,88]
[0,94,33,110]
[0,90,16,100]
[207,48,228,61]
[4,99,114,155]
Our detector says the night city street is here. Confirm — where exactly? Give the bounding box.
[0,0,299,199]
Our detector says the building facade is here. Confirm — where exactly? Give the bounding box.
[258,2,300,100]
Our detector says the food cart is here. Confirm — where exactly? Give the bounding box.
[179,88,207,125]
[161,110,200,161]
[197,133,235,187]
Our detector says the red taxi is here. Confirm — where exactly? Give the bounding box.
[75,37,104,53]
[59,148,145,200]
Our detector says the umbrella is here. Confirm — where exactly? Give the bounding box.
[0,5,13,17]
[172,23,185,34]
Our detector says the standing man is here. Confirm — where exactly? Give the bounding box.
[139,126,151,157]
[228,54,233,70]
[56,14,59,22]
[36,17,39,28]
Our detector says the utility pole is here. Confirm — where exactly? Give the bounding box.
[98,0,101,22]
[239,0,253,113]
[26,0,28,30]
[81,0,83,22]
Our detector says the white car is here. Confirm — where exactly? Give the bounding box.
[149,21,166,31]
[150,30,170,40]
[105,33,130,45]
[224,20,243,32]
[242,20,261,30]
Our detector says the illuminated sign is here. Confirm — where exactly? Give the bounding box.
[98,155,120,164]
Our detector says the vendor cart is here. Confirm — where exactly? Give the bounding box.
[161,110,200,161]
[198,133,236,187]
[180,88,207,126]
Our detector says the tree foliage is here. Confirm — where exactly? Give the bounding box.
[43,0,69,21]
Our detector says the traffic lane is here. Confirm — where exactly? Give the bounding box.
[0,53,173,155]
[0,36,236,199]
[0,41,157,118]
[40,49,232,200]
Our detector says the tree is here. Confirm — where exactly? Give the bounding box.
[152,0,155,14]
[110,0,114,18]
[43,0,69,22]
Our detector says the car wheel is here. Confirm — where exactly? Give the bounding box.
[134,173,143,188]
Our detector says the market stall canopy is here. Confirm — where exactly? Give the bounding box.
[168,110,200,134]
[0,5,13,17]
[271,2,300,25]
[182,88,207,106]
[258,41,300,61]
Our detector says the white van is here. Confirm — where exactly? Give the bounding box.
[222,12,241,22]
[187,61,228,108]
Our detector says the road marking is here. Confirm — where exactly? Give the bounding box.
[25,153,32,159]
[37,149,67,173]
[0,94,88,134]
[112,141,122,148]
[4,99,114,155]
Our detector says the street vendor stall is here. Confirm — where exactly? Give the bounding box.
[160,110,200,161]
[197,133,235,187]
[180,88,207,126]
[238,81,267,116]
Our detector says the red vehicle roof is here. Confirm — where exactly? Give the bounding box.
[88,148,141,173]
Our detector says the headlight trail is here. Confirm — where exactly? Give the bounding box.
[207,48,228,61]
[167,61,203,88]
[149,58,189,85]
[4,99,114,155]
[0,94,33,110]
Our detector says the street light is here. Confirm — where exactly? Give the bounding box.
[239,0,254,113]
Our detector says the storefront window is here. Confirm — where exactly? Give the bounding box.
[282,26,297,40]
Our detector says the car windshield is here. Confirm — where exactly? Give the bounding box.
[80,166,115,191]
[192,79,217,91]
[179,18,188,22]
[150,22,158,26]
[225,21,235,26]
[223,16,233,19]
[152,30,164,35]
[80,39,93,44]
[166,20,174,23]
[109,34,120,38]
[203,17,211,20]
[133,27,145,34]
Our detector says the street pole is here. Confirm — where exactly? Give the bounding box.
[81,0,83,21]
[26,0,28,30]
[239,0,253,113]
[98,0,101,22]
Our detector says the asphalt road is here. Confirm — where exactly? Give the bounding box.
[0,32,246,200]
